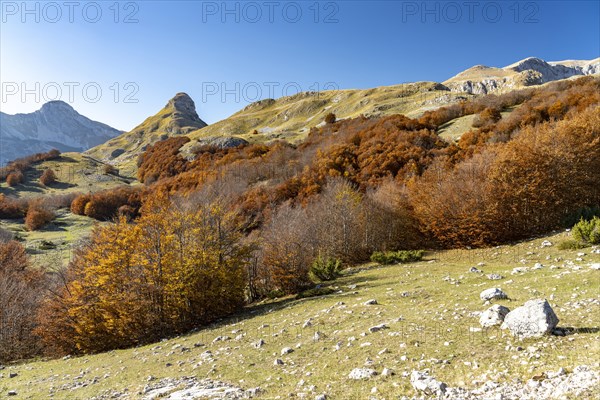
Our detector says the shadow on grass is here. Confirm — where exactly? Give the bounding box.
[49,181,78,190]
[57,156,79,163]
[44,223,69,232]
[194,277,372,337]
[177,262,420,341]
[555,326,600,335]
[3,183,45,196]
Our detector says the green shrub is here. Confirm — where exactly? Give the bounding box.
[572,217,600,245]
[370,250,424,265]
[296,286,335,299]
[309,255,342,282]
[557,239,587,250]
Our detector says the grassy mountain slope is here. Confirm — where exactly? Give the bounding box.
[3,232,598,399]
[181,82,466,151]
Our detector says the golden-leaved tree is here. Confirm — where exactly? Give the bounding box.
[38,191,251,354]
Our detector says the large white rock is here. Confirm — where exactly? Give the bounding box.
[480,288,508,301]
[501,299,559,338]
[479,304,510,328]
[348,368,377,380]
[410,370,447,396]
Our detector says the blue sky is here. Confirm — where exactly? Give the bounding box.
[1,0,599,131]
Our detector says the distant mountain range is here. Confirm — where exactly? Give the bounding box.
[0,101,122,165]
[2,56,598,171]
[444,57,600,94]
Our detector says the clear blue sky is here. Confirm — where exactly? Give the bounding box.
[1,0,599,131]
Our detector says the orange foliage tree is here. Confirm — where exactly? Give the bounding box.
[25,200,54,231]
[38,191,251,354]
[40,169,57,186]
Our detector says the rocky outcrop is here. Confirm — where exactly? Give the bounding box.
[508,57,600,82]
[163,93,208,133]
[195,136,248,149]
[479,304,510,328]
[480,288,508,301]
[348,368,377,380]
[141,377,254,399]
[444,365,598,399]
[501,299,559,338]
[410,370,447,396]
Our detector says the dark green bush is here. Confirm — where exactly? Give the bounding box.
[370,250,424,265]
[572,217,600,245]
[309,255,342,282]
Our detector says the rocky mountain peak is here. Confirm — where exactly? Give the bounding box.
[161,93,207,130]
[506,57,549,72]
[40,100,76,114]
[167,93,197,115]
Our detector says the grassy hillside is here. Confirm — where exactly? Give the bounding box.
[181,82,468,152]
[0,152,133,198]
[0,152,133,267]
[438,108,517,142]
[3,231,598,399]
[1,209,98,269]
[83,72,599,177]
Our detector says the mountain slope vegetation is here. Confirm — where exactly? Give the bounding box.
[0,62,598,400]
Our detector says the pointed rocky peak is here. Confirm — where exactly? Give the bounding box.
[505,57,550,72]
[167,92,196,113]
[40,100,76,114]
[163,93,207,129]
